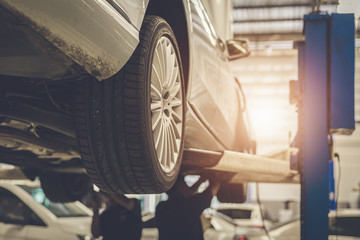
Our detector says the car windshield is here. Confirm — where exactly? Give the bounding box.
[217,209,252,219]
[19,185,90,218]
[329,216,360,237]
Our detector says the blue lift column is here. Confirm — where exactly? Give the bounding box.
[296,13,355,240]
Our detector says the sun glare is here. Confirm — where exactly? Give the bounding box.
[249,104,287,140]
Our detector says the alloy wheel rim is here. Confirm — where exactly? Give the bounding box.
[150,36,183,174]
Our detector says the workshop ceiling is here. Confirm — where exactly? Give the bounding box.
[233,0,339,41]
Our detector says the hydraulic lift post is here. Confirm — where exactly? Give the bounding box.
[296,13,355,240]
[297,14,331,240]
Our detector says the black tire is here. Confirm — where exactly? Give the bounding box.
[217,183,247,203]
[40,172,92,202]
[75,16,185,194]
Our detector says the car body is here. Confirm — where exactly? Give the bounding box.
[0,181,93,240]
[0,0,252,198]
[240,209,360,240]
[214,203,272,234]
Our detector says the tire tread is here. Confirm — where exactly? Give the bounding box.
[75,16,183,194]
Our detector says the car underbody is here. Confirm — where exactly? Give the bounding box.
[0,0,257,202]
[0,77,84,173]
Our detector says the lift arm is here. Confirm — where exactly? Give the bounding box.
[182,148,299,183]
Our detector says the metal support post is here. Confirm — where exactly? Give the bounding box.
[297,13,355,240]
[300,14,330,240]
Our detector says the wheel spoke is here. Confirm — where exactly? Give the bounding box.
[151,101,162,111]
[166,45,176,85]
[151,83,162,100]
[162,126,168,167]
[152,111,162,131]
[171,109,182,123]
[160,40,167,82]
[164,43,170,82]
[167,127,174,168]
[154,123,163,149]
[156,45,165,87]
[164,127,169,169]
[159,126,166,165]
[169,123,178,153]
[170,83,181,100]
[170,118,181,139]
[152,66,162,92]
[171,97,182,108]
[169,65,179,91]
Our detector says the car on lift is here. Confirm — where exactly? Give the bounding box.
[0,181,93,240]
[0,0,252,201]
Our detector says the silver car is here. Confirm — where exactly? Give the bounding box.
[0,0,251,200]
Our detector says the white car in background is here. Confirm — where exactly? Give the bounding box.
[202,210,243,240]
[0,181,93,240]
[214,203,273,234]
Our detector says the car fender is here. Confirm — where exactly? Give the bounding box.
[0,0,141,80]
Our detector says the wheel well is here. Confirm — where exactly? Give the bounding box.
[146,0,190,93]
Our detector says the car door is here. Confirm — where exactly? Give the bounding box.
[187,0,241,150]
[0,187,27,240]
[215,43,246,151]
[0,186,61,240]
[24,209,54,240]
[187,0,223,145]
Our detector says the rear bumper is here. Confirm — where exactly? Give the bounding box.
[0,0,139,80]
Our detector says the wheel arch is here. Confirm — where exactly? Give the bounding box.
[146,0,190,94]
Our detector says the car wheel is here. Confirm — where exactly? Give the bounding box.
[75,15,185,194]
[40,172,92,202]
[217,183,247,203]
